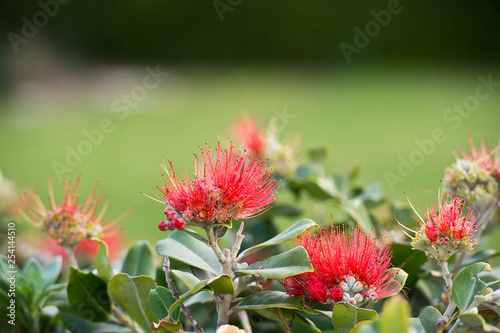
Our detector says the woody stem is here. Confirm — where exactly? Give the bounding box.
[205,227,233,327]
[65,245,79,270]
[163,256,204,333]
[436,260,456,333]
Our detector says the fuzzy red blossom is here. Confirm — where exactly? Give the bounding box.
[232,115,267,158]
[16,176,126,247]
[156,142,278,230]
[37,229,123,265]
[457,136,500,178]
[281,226,400,307]
[415,190,479,245]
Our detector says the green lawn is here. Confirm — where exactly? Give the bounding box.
[1,64,499,244]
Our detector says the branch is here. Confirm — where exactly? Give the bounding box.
[275,308,292,333]
[436,261,456,333]
[231,222,245,260]
[163,256,204,333]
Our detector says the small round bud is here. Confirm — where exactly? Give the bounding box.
[352,281,364,293]
[339,282,349,292]
[158,220,168,231]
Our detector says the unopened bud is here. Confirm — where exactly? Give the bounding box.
[487,181,498,194]
[353,293,363,303]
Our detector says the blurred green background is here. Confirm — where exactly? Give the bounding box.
[0,1,499,244]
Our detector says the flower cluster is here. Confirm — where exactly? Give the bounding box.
[232,115,300,176]
[17,176,112,248]
[409,190,479,261]
[444,136,499,202]
[156,143,279,231]
[280,226,400,307]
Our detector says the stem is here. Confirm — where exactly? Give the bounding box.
[163,256,204,333]
[275,308,292,333]
[473,197,498,240]
[436,261,456,333]
[231,222,245,260]
[65,245,79,270]
[238,311,252,333]
[205,226,237,328]
[111,306,141,332]
[207,226,227,264]
[447,320,462,333]
[217,249,234,327]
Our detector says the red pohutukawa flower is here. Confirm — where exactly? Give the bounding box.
[408,189,479,260]
[280,226,400,308]
[17,176,126,248]
[457,136,499,178]
[444,136,500,201]
[232,115,267,158]
[156,142,279,231]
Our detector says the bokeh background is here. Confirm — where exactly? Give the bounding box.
[1,0,499,244]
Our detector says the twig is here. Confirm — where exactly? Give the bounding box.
[163,256,204,333]
[473,197,499,240]
[275,308,292,333]
[207,226,227,264]
[231,222,245,260]
[217,249,234,327]
[238,311,252,333]
[436,261,456,333]
[111,306,141,333]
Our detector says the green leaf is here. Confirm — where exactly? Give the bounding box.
[233,291,304,311]
[234,247,313,279]
[42,256,62,285]
[171,269,202,290]
[122,241,155,278]
[108,273,157,333]
[379,297,411,333]
[168,274,233,315]
[67,266,111,322]
[309,145,328,163]
[458,313,500,332]
[62,314,133,333]
[302,181,334,200]
[381,268,408,299]
[237,219,318,260]
[94,238,113,282]
[341,199,373,229]
[255,308,321,333]
[410,306,442,333]
[351,321,379,333]
[416,279,442,303]
[332,303,378,333]
[23,258,43,281]
[149,286,180,322]
[295,163,314,179]
[61,314,134,333]
[156,231,222,275]
[452,262,491,312]
[150,320,183,332]
[182,228,208,245]
[391,243,427,290]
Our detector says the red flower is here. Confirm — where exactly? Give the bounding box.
[17,176,118,247]
[156,142,278,230]
[457,136,500,178]
[281,226,400,307]
[416,190,479,245]
[38,230,123,265]
[232,115,267,158]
